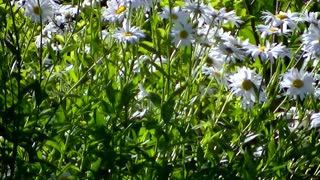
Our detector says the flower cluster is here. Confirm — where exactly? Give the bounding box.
[16,0,320,125]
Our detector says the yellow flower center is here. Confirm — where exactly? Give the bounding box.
[116,6,126,14]
[179,30,189,39]
[276,13,288,20]
[269,27,279,33]
[241,79,253,91]
[292,79,304,88]
[259,46,266,52]
[123,32,133,37]
[33,6,42,15]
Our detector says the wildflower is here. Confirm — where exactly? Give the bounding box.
[102,0,127,22]
[54,5,79,32]
[299,11,319,26]
[301,25,320,62]
[82,0,101,7]
[209,7,243,27]
[280,68,314,100]
[202,65,227,85]
[24,0,56,23]
[209,34,249,63]
[171,21,195,47]
[228,67,266,109]
[245,41,290,63]
[196,24,222,45]
[183,0,213,26]
[310,112,320,128]
[159,6,188,24]
[34,22,61,48]
[113,19,145,44]
[256,25,290,38]
[261,10,300,29]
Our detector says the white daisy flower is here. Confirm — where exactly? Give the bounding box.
[228,67,266,109]
[183,0,213,27]
[299,11,319,26]
[159,6,189,24]
[102,0,128,22]
[310,112,320,129]
[256,25,291,38]
[24,0,56,23]
[209,7,243,27]
[171,21,195,47]
[202,65,227,85]
[82,0,101,7]
[196,24,222,45]
[209,34,249,63]
[301,25,320,62]
[245,41,290,64]
[113,19,145,44]
[261,10,300,29]
[35,21,62,48]
[280,68,314,100]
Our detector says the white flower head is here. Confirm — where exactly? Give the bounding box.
[256,24,291,38]
[183,0,213,27]
[159,6,189,24]
[261,10,300,30]
[280,68,314,100]
[24,0,56,23]
[113,19,145,44]
[102,0,128,22]
[171,21,195,47]
[301,25,320,61]
[310,112,320,129]
[245,41,290,64]
[228,67,266,109]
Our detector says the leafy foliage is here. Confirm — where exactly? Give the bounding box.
[1,0,320,179]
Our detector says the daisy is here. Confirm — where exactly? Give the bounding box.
[280,68,314,100]
[256,24,291,38]
[245,41,290,63]
[228,67,266,109]
[208,43,246,63]
[210,7,243,28]
[301,25,320,62]
[101,0,128,22]
[113,19,145,44]
[299,11,319,26]
[202,65,227,85]
[159,6,189,24]
[196,24,222,45]
[53,5,79,32]
[183,0,213,27]
[34,21,61,48]
[261,10,300,29]
[209,34,249,63]
[24,0,56,23]
[171,21,195,47]
[310,112,320,129]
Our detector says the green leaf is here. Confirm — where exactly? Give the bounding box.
[90,158,102,172]
[45,140,62,153]
[139,41,157,54]
[60,43,79,55]
[94,108,105,126]
[161,98,174,123]
[55,105,66,123]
